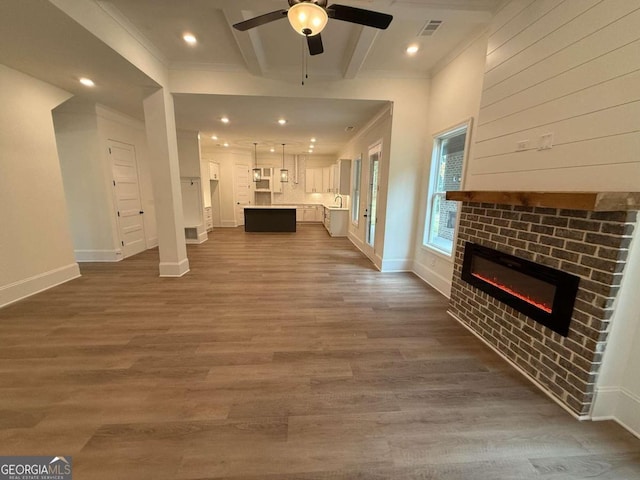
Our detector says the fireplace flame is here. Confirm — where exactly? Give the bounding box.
[471,272,552,313]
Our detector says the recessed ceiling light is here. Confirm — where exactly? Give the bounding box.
[310,138,316,142]
[406,45,419,55]
[278,119,287,125]
[221,117,230,124]
[183,33,197,45]
[270,148,275,153]
[79,77,95,87]
[223,142,229,147]
[211,135,218,140]
[308,149,313,153]
[309,145,315,149]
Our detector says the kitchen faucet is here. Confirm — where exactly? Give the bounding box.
[335,194,343,208]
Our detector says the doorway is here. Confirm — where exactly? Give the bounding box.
[234,164,251,226]
[109,140,146,258]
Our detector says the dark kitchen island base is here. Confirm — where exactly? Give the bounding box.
[244,207,296,232]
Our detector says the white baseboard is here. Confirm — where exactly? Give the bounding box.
[347,233,381,271]
[592,387,640,439]
[221,220,237,228]
[185,232,208,245]
[381,258,412,272]
[412,260,451,298]
[197,230,208,243]
[146,237,158,249]
[448,311,590,421]
[75,249,122,262]
[0,263,81,309]
[591,387,619,420]
[159,258,190,277]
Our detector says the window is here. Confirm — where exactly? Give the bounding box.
[423,121,470,256]
[351,156,362,225]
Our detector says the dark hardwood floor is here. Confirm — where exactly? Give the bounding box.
[0,224,638,479]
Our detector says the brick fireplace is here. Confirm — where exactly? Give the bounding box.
[446,191,639,417]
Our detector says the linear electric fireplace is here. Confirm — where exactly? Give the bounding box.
[461,242,580,336]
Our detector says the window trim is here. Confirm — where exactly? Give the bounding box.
[422,118,473,259]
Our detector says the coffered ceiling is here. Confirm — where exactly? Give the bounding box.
[0,0,500,155]
[103,0,499,80]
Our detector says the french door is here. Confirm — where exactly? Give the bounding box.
[363,142,382,259]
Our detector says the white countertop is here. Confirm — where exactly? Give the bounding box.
[244,205,297,209]
[244,204,348,211]
[323,205,349,211]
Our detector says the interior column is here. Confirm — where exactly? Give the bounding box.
[143,88,190,277]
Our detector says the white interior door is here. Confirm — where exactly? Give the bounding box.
[234,164,251,226]
[109,140,146,258]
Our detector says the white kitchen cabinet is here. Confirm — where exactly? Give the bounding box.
[209,162,220,181]
[335,159,351,195]
[323,167,332,193]
[273,169,283,193]
[300,204,323,222]
[204,206,213,231]
[323,207,348,236]
[305,168,324,193]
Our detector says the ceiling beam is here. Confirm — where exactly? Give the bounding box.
[223,7,267,77]
[343,27,379,79]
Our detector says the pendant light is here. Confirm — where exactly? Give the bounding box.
[280,143,288,183]
[252,142,261,182]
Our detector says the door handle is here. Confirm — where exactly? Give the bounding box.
[139,211,144,214]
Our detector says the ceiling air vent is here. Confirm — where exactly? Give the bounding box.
[345,126,355,132]
[419,20,442,37]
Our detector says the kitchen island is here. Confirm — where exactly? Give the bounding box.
[244,206,296,232]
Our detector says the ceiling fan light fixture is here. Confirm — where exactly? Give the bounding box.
[287,3,328,36]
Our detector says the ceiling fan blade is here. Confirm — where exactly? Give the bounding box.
[327,4,393,30]
[307,33,324,56]
[233,9,288,31]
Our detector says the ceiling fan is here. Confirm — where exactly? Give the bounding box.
[233,0,393,56]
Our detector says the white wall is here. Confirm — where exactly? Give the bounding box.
[0,64,79,307]
[177,130,202,178]
[412,32,489,296]
[54,102,116,259]
[54,101,158,261]
[177,130,207,243]
[592,223,640,438]
[468,0,640,190]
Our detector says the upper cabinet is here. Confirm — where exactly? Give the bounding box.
[306,160,352,194]
[335,159,352,195]
[209,162,220,181]
[305,168,324,193]
[322,167,332,193]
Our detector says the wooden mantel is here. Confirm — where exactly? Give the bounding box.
[445,191,640,212]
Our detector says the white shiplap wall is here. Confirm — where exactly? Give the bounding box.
[466,0,640,191]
